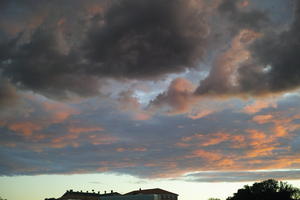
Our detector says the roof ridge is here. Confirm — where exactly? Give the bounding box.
[124,188,178,196]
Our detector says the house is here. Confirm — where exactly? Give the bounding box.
[127,188,178,200]
[45,188,178,200]
[45,189,121,200]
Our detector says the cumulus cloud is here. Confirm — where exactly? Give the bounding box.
[149,78,196,114]
[195,29,262,96]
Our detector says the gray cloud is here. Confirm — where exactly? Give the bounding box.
[184,170,300,182]
[1,95,300,180]
[0,79,18,108]
[239,1,300,94]
[196,0,300,97]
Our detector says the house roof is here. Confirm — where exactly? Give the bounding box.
[60,191,100,200]
[59,190,121,200]
[100,192,121,197]
[124,188,178,196]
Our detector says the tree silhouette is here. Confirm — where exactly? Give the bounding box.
[227,179,300,200]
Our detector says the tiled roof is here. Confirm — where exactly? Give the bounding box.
[124,188,178,196]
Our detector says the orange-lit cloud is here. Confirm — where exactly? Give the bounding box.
[8,122,43,136]
[98,160,137,169]
[201,132,231,146]
[252,114,273,124]
[88,134,118,145]
[187,149,222,161]
[42,101,79,123]
[238,0,249,8]
[179,132,236,147]
[273,125,288,137]
[48,131,118,149]
[247,129,266,141]
[116,147,147,152]
[243,100,277,114]
[68,126,104,134]
[132,112,151,121]
[245,146,276,158]
[3,97,80,139]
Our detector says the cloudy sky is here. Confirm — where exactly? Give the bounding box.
[1,0,300,199]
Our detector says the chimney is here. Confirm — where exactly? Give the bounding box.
[111,190,113,193]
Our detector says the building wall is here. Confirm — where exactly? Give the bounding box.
[158,194,177,200]
[101,194,160,200]
[101,194,177,200]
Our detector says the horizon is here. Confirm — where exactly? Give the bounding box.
[2,174,300,200]
[1,0,300,200]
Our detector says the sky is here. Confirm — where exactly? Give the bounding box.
[0,0,300,200]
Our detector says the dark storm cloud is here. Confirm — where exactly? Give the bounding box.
[0,0,297,104]
[218,0,268,33]
[1,30,101,99]
[83,0,209,79]
[0,0,209,101]
[0,0,106,100]
[0,33,20,60]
